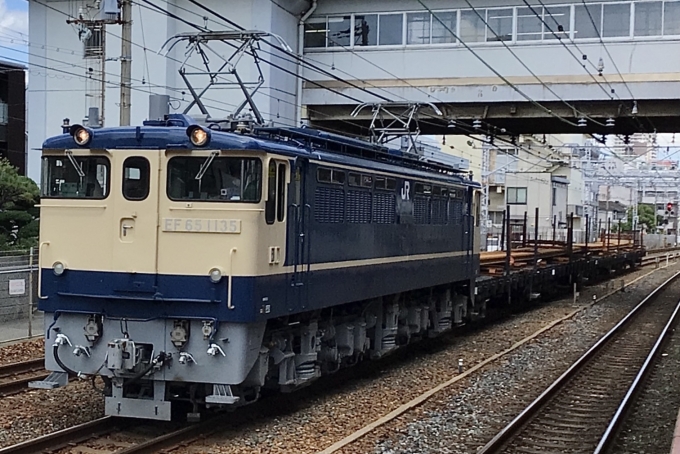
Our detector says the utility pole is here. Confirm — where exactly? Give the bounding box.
[119,0,132,126]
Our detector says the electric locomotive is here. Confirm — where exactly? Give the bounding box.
[33,114,482,420]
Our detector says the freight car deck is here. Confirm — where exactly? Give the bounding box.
[476,243,644,308]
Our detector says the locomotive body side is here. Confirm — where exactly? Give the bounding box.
[35,119,481,420]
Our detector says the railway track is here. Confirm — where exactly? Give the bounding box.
[0,358,46,397]
[478,271,680,454]
[0,415,225,454]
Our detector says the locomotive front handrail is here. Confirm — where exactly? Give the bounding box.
[227,247,237,310]
[37,241,50,300]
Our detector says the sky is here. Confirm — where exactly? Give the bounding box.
[0,0,29,66]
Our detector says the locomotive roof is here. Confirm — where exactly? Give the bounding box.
[43,115,480,188]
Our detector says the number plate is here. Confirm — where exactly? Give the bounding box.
[162,218,241,233]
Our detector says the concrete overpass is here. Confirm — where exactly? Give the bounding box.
[300,0,680,136]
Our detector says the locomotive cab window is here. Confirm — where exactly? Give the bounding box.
[122,157,150,200]
[41,155,109,199]
[266,161,287,225]
[167,156,261,202]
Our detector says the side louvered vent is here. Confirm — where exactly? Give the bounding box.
[450,201,463,224]
[414,197,429,224]
[315,187,345,223]
[373,193,396,224]
[430,198,447,225]
[347,190,372,223]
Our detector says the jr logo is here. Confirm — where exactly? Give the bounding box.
[401,181,410,200]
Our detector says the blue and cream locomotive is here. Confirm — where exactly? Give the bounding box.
[33,114,481,420]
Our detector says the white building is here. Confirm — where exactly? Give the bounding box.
[27,0,680,181]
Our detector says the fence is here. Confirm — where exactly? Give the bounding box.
[0,249,39,337]
[642,234,678,250]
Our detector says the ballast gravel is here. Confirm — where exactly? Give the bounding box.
[0,338,44,366]
[0,263,675,451]
[177,264,680,454]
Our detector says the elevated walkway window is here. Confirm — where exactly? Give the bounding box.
[603,3,631,37]
[635,2,662,36]
[460,10,485,42]
[354,15,378,46]
[517,7,543,40]
[574,4,602,39]
[486,8,513,41]
[431,11,456,43]
[379,14,404,45]
[328,16,352,47]
[664,2,680,35]
[407,12,431,44]
[544,6,571,40]
[304,18,327,48]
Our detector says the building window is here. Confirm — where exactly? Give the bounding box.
[431,11,456,43]
[507,187,527,205]
[574,4,601,39]
[354,15,378,46]
[379,14,404,45]
[552,187,557,206]
[304,19,327,47]
[486,8,513,41]
[543,5,571,39]
[460,10,486,42]
[517,7,543,41]
[603,3,631,37]
[328,16,352,47]
[407,12,431,44]
[664,1,680,35]
[635,2,662,36]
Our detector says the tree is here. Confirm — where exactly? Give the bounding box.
[0,159,39,250]
[616,204,657,232]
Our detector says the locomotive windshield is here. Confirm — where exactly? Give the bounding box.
[167,156,262,202]
[41,155,109,199]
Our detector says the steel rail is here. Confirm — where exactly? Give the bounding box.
[0,417,120,454]
[478,270,680,454]
[0,359,47,397]
[593,290,680,453]
[0,358,43,378]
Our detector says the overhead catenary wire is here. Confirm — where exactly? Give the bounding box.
[24,0,373,136]
[461,0,606,128]
[577,0,656,133]
[417,0,580,129]
[174,0,578,166]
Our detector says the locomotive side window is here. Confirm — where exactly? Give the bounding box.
[317,167,345,185]
[276,163,286,222]
[122,157,150,201]
[265,161,276,225]
[167,157,261,202]
[41,155,109,199]
[374,177,397,191]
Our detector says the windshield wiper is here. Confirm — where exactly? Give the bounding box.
[65,151,85,178]
[194,151,219,181]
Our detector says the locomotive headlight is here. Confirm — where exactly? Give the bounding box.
[187,125,211,147]
[69,125,92,146]
[53,261,66,276]
[209,267,222,283]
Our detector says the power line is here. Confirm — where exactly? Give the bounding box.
[577,0,656,133]
[462,0,606,128]
[417,0,580,129]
